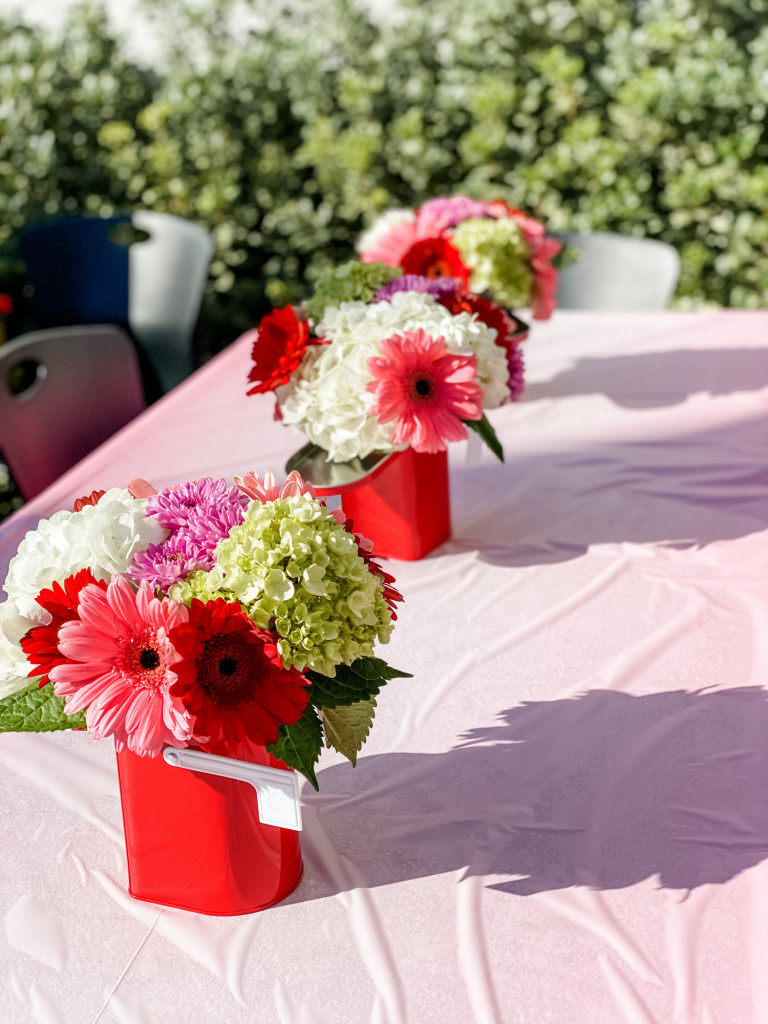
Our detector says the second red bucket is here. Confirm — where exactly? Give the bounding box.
[116,744,303,915]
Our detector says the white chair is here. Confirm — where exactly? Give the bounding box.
[554,232,681,310]
[0,325,146,499]
[129,211,214,395]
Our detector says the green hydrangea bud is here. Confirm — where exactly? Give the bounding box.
[304,260,402,325]
[452,217,532,309]
[169,494,393,676]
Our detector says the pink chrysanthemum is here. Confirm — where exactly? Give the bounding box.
[415,195,493,236]
[366,328,483,453]
[233,470,315,503]
[49,576,192,757]
[128,533,214,593]
[146,478,247,532]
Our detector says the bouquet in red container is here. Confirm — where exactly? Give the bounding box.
[0,474,407,913]
[357,194,562,321]
[244,263,526,559]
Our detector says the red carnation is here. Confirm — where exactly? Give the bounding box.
[437,290,514,350]
[73,489,106,512]
[246,306,316,395]
[168,599,311,756]
[21,569,108,686]
[401,237,471,286]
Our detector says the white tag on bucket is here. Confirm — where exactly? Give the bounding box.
[162,747,303,831]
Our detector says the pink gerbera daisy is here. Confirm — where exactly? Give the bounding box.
[49,576,192,757]
[366,328,483,453]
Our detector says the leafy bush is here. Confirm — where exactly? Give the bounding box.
[0,0,765,363]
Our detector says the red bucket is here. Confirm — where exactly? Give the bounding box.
[338,448,450,561]
[116,745,303,915]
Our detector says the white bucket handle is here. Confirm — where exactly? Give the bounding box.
[163,747,302,831]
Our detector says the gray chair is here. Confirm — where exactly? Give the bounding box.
[554,232,681,310]
[0,325,146,499]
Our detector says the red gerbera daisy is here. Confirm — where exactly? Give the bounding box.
[21,569,108,687]
[400,237,471,286]
[245,305,316,395]
[168,599,311,756]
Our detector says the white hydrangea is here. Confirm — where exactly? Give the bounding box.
[278,291,509,462]
[0,488,165,695]
[355,208,415,256]
[0,623,33,698]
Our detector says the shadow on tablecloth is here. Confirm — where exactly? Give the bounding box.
[522,348,768,408]
[291,686,768,902]
[443,411,768,567]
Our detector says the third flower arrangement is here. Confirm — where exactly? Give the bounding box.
[356,194,562,321]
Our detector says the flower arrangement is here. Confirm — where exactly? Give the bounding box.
[245,261,528,464]
[356,195,562,321]
[0,473,407,788]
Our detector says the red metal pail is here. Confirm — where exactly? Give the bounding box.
[338,447,451,561]
[116,745,303,915]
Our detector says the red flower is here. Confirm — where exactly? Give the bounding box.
[21,569,108,686]
[0,294,13,315]
[401,237,471,286]
[437,289,514,349]
[246,306,315,395]
[73,490,106,512]
[168,599,311,756]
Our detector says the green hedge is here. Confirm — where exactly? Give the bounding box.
[0,0,765,362]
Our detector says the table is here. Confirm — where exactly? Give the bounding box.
[1,311,767,1024]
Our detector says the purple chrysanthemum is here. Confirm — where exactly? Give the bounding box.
[146,478,247,532]
[128,533,215,593]
[506,345,526,403]
[374,274,461,304]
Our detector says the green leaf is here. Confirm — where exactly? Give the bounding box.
[307,656,412,709]
[0,679,86,733]
[321,698,376,767]
[266,702,323,790]
[465,414,504,462]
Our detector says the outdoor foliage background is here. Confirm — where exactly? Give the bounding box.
[0,0,766,364]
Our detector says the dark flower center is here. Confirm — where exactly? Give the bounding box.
[198,634,257,705]
[408,370,437,405]
[140,648,160,669]
[124,629,166,689]
[426,258,451,279]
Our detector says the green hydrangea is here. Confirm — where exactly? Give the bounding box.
[168,495,393,676]
[303,261,402,325]
[452,218,533,310]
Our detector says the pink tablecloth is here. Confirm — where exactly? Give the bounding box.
[1,311,767,1024]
